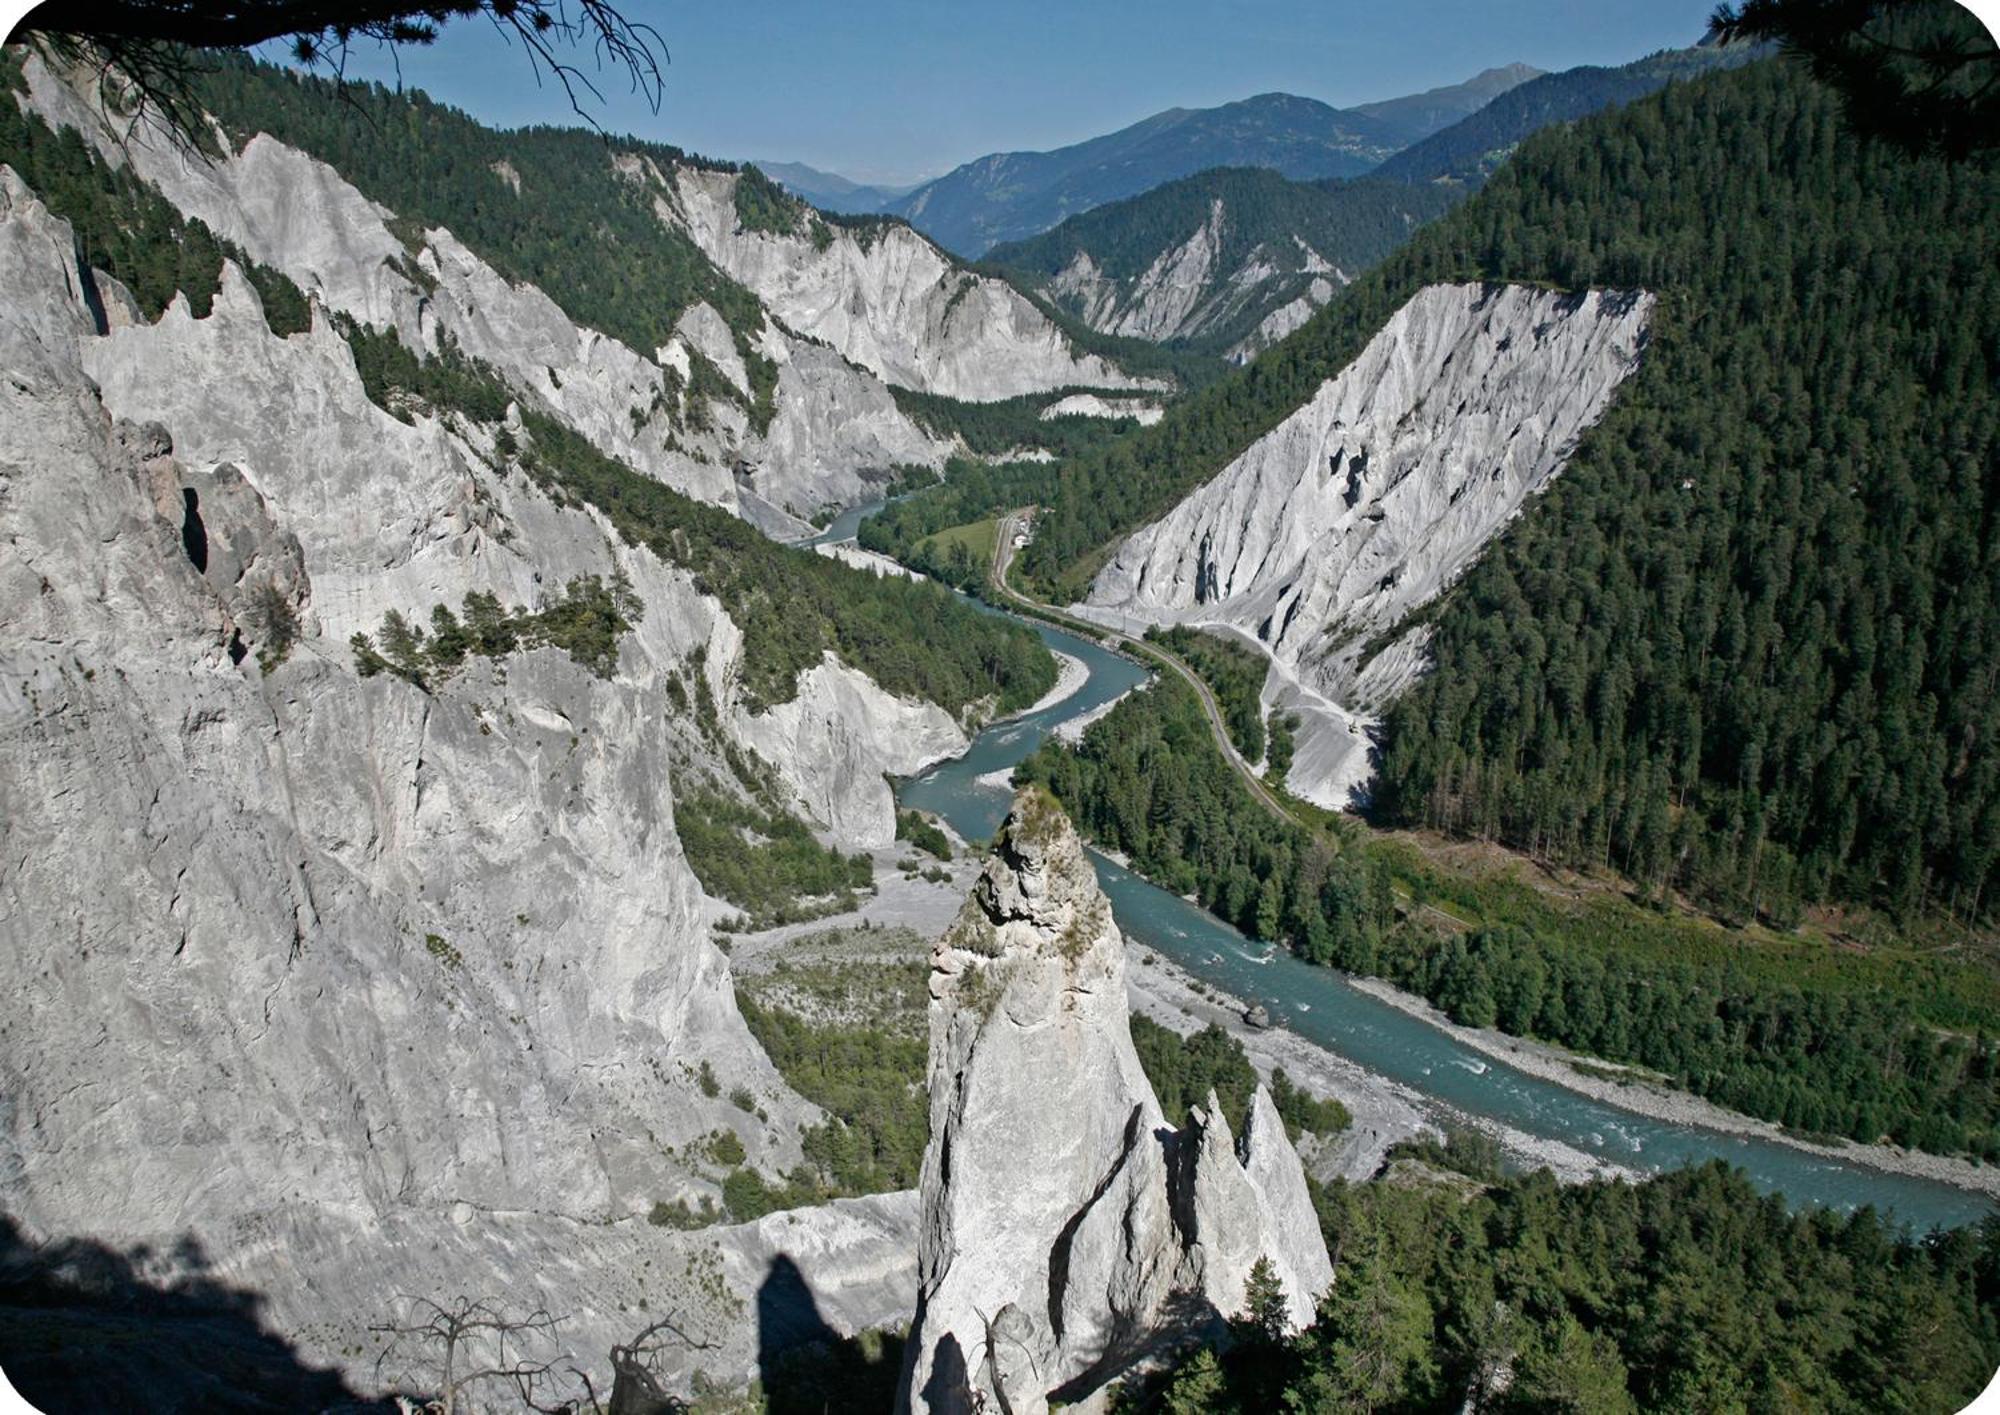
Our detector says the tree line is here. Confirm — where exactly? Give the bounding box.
[1153,1139,2000,1413]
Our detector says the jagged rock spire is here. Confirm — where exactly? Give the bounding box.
[900,787,1335,1413]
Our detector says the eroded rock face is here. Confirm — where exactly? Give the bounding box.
[902,790,1333,1412]
[1077,282,1653,808]
[0,164,937,1398]
[1049,199,1349,357]
[18,53,952,530]
[666,168,1156,404]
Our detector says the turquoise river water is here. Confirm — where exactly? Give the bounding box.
[892,603,1995,1231]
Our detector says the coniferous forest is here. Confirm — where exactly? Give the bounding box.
[1021,15,2000,929]
[1152,1140,2000,1414]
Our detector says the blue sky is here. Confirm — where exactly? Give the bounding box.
[269,0,1720,185]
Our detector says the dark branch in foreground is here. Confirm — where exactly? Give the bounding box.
[15,0,668,136]
[1709,0,1999,156]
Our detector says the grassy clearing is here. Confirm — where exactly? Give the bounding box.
[915,515,999,572]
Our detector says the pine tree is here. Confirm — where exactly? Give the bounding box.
[1236,1256,1291,1347]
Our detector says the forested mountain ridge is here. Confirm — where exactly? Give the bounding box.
[874,67,1539,256]
[1374,41,1755,186]
[1024,9,2000,927]
[984,169,1460,362]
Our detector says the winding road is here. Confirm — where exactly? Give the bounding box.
[988,507,1475,933]
[988,508,1311,828]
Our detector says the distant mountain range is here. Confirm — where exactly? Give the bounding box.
[749,159,924,215]
[764,64,1541,256]
[976,43,1753,363]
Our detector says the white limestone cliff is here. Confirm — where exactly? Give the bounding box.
[1046,203,1348,357]
[0,163,949,1398]
[1039,392,1166,426]
[1077,282,1653,808]
[666,166,1157,403]
[902,789,1333,1413]
[17,53,953,530]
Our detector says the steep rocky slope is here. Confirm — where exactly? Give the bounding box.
[1075,282,1652,807]
[0,64,1069,1396]
[0,165,831,1386]
[665,166,1154,403]
[16,53,972,536]
[903,789,1332,1412]
[988,169,1458,362]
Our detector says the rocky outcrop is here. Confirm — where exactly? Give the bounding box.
[1052,200,1231,342]
[902,789,1333,1412]
[1077,282,1653,808]
[1038,392,1165,426]
[728,654,964,850]
[665,167,1155,403]
[1224,275,1339,364]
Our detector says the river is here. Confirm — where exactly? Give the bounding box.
[892,603,1996,1231]
[799,496,893,548]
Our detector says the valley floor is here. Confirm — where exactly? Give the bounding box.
[739,806,2000,1199]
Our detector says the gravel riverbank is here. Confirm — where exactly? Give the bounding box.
[1124,944,1640,1188]
[1020,648,1088,717]
[1343,974,2000,1199]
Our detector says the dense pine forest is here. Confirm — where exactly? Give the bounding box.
[1020,19,2000,927]
[1151,1140,2000,1414]
[885,386,1143,461]
[1146,625,1273,760]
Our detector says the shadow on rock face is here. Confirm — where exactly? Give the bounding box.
[758,1252,839,1379]
[0,1212,390,1412]
[758,1253,905,1415]
[179,486,208,576]
[915,1332,972,1415]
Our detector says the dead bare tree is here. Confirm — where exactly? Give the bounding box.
[567,1308,718,1415]
[371,1294,571,1415]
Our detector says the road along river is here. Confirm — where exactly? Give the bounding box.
[893,605,1998,1231]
